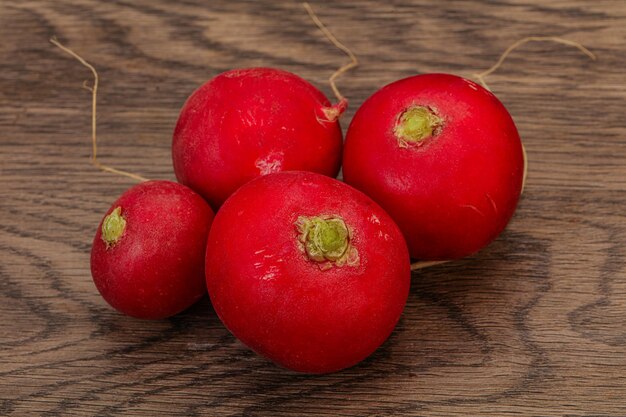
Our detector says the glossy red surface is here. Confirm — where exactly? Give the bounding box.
[172,67,343,209]
[205,172,410,373]
[343,73,524,260]
[90,181,214,319]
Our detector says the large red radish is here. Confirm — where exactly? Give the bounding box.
[91,181,214,319]
[172,67,345,209]
[205,171,410,373]
[343,73,524,261]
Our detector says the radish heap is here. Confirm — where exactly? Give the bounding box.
[87,71,524,371]
[58,8,539,373]
[90,181,214,319]
[343,73,524,260]
[205,171,410,373]
[172,67,345,209]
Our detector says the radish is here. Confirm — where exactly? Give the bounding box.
[205,171,410,373]
[172,67,346,209]
[91,180,214,319]
[343,73,524,261]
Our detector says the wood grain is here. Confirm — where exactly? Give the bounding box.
[1,0,625,415]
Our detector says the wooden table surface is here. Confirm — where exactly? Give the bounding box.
[1,0,625,415]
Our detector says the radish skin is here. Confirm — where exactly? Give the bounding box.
[343,73,524,261]
[90,180,214,319]
[205,171,410,373]
[172,68,344,209]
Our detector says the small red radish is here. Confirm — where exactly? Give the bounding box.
[91,180,214,319]
[205,171,410,373]
[172,67,345,209]
[343,73,524,261]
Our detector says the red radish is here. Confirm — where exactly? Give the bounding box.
[343,73,524,261]
[172,67,345,209]
[205,171,410,373]
[91,180,214,319]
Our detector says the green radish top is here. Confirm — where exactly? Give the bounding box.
[101,206,126,248]
[296,215,359,269]
[394,105,442,147]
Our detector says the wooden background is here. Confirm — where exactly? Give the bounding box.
[1,0,625,415]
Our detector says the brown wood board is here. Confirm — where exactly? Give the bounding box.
[1,0,625,415]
